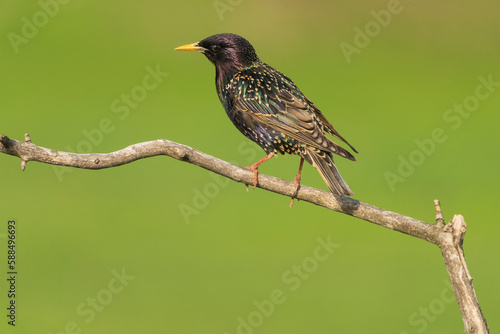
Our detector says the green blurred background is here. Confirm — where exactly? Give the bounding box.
[1,0,499,333]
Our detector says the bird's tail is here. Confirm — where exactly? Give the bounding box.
[303,148,354,197]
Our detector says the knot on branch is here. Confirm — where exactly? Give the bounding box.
[444,214,467,248]
[179,150,190,162]
[0,134,12,148]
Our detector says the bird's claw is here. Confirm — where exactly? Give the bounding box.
[289,168,302,208]
[245,165,259,190]
[289,185,300,208]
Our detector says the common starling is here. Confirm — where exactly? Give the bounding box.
[175,33,357,204]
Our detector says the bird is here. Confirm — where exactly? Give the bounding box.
[175,33,357,206]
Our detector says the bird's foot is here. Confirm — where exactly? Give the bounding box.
[244,153,275,191]
[244,165,259,190]
[289,174,301,208]
[289,157,305,208]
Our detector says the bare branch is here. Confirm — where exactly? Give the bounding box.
[0,133,489,333]
[0,134,438,241]
[439,215,489,333]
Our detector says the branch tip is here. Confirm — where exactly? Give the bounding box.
[24,133,32,143]
[434,199,445,227]
[450,214,467,244]
[21,160,27,171]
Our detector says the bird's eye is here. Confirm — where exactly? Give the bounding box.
[211,45,221,52]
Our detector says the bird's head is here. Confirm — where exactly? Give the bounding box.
[175,33,260,73]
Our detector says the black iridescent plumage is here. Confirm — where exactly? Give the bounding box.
[175,33,357,200]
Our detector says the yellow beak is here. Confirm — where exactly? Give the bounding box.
[174,42,205,52]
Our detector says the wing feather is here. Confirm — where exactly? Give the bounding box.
[227,64,356,160]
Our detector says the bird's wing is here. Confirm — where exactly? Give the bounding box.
[229,66,356,161]
[303,96,358,154]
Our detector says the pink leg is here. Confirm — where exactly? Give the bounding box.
[289,157,305,208]
[245,152,275,191]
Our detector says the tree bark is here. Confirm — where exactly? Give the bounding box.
[0,133,489,333]
[438,213,489,333]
